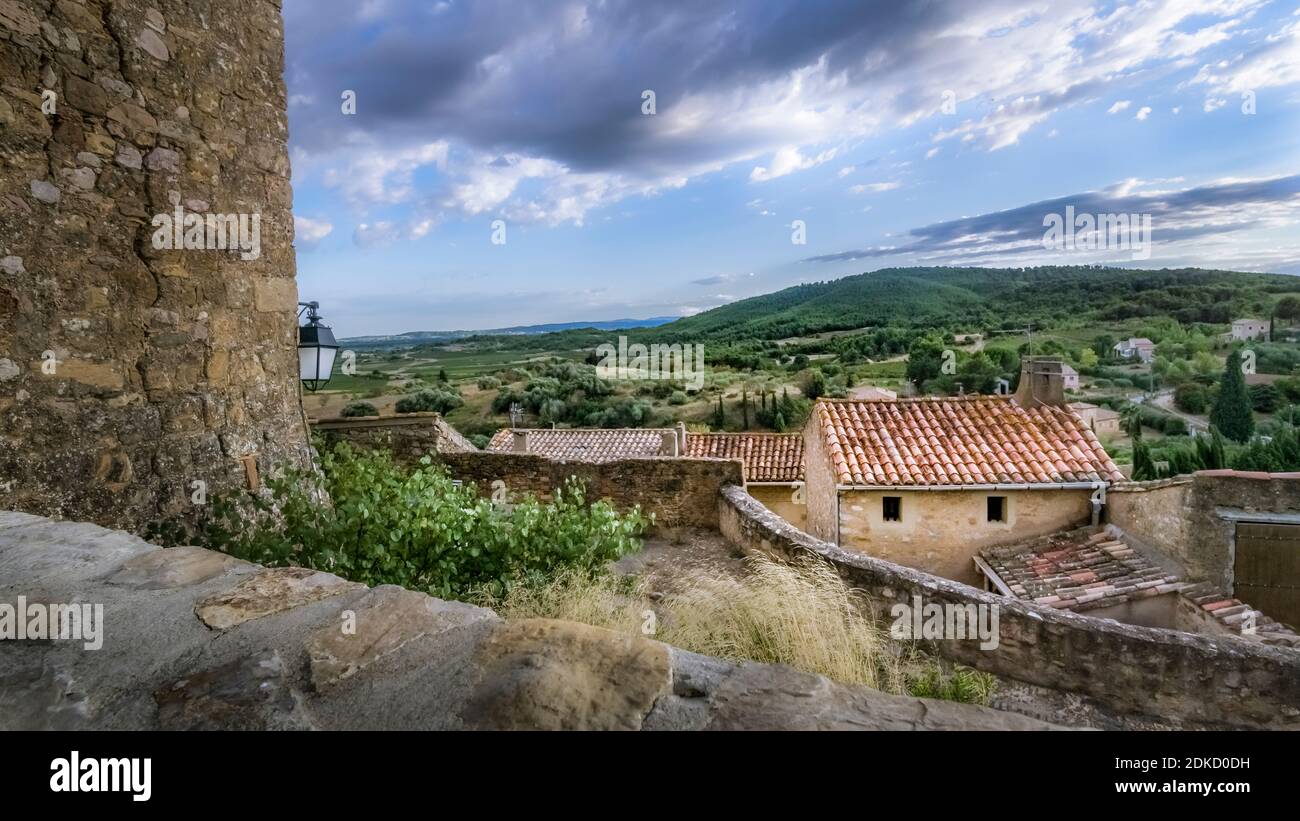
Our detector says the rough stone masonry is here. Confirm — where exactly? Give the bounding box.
[0,0,313,531]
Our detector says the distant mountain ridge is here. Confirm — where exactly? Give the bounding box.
[340,316,678,347]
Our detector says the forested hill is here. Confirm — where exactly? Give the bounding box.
[635,266,1297,344]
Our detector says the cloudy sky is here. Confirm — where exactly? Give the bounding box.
[284,0,1300,336]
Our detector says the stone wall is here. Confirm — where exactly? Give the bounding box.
[718,484,1300,729]
[837,487,1094,586]
[1108,470,1300,589]
[0,0,312,532]
[0,510,1062,730]
[435,451,743,531]
[747,483,806,529]
[311,412,477,464]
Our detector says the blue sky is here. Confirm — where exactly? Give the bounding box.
[283,0,1300,336]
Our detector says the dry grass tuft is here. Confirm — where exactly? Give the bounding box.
[478,553,992,702]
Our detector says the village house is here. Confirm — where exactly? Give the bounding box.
[487,425,806,525]
[685,432,805,527]
[801,359,1124,585]
[1069,401,1122,436]
[1060,363,1080,391]
[1112,337,1155,362]
[1231,317,1270,341]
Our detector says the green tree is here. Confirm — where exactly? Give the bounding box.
[1092,334,1116,360]
[1210,350,1255,443]
[438,367,449,383]
[1250,382,1280,413]
[804,369,828,401]
[906,336,946,386]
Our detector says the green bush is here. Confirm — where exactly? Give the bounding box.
[476,376,502,390]
[1250,383,1280,413]
[395,387,463,414]
[197,443,648,599]
[668,390,688,405]
[1174,382,1208,414]
[340,401,378,418]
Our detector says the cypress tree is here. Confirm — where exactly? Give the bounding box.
[1210,350,1255,443]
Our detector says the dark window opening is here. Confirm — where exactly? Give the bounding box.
[883,496,901,522]
[987,496,1006,523]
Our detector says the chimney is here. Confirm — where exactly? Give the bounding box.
[512,430,529,453]
[660,429,680,456]
[676,421,687,452]
[1013,357,1067,408]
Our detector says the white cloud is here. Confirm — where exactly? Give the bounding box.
[750,145,838,182]
[1135,106,1152,120]
[850,182,900,193]
[294,215,334,250]
[1107,100,1132,114]
[324,141,449,207]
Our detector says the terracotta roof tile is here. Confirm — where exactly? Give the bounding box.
[684,432,803,482]
[814,396,1123,486]
[980,529,1186,613]
[486,428,669,462]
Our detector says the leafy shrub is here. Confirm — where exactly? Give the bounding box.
[197,443,648,599]
[395,387,463,414]
[1174,382,1209,414]
[1250,383,1280,413]
[476,376,501,390]
[668,390,688,405]
[340,401,378,418]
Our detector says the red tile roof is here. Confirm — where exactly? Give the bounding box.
[814,396,1123,486]
[684,432,803,482]
[486,428,669,462]
[979,529,1185,613]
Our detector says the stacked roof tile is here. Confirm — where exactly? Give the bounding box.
[814,396,1123,486]
[486,428,670,462]
[684,432,803,482]
[979,529,1186,613]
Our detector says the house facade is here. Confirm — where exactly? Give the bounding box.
[1113,337,1155,362]
[1231,318,1270,341]
[802,359,1123,585]
[1060,363,1080,391]
[1069,401,1122,436]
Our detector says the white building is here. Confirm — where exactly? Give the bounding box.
[1113,337,1155,363]
[1231,318,1270,341]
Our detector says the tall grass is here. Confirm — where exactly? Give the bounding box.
[476,554,993,703]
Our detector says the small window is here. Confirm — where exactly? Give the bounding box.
[987,496,1007,523]
[882,496,901,522]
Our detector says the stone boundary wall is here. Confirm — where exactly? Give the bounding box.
[718,484,1300,729]
[1108,470,1300,589]
[436,451,743,531]
[0,510,1062,731]
[311,412,477,464]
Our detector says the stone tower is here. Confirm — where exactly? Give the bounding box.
[0,0,313,531]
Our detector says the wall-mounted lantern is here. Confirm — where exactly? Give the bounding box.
[297,301,338,392]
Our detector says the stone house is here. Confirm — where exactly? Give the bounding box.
[1069,401,1122,436]
[1231,318,1270,341]
[1060,363,1080,391]
[488,425,807,527]
[801,359,1124,585]
[1113,337,1155,362]
[684,432,804,527]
